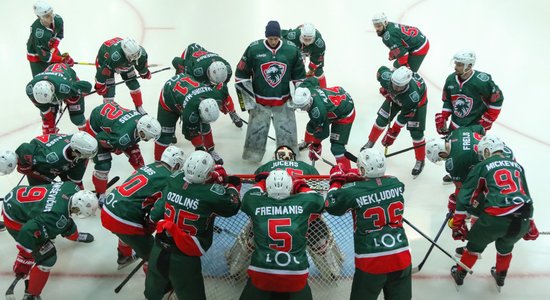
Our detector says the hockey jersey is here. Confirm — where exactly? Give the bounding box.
[172,43,233,83]
[95,37,149,84]
[282,26,326,72]
[26,15,64,63]
[87,102,142,152]
[381,22,428,65]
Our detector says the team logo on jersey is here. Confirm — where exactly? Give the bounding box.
[111,51,121,62]
[59,84,70,94]
[287,32,297,40]
[46,152,59,164]
[451,94,474,118]
[445,158,454,172]
[476,72,490,82]
[315,38,325,48]
[210,184,225,195]
[26,84,33,96]
[193,67,204,78]
[56,215,68,229]
[189,111,199,123]
[35,28,44,38]
[409,91,420,103]
[381,71,392,81]
[261,62,287,88]
[383,31,390,41]
[119,134,130,146]
[311,107,320,119]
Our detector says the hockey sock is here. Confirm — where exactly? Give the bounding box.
[496,252,512,273]
[413,139,426,161]
[317,75,327,88]
[154,142,168,161]
[203,131,215,150]
[41,110,56,135]
[223,95,236,113]
[130,89,143,107]
[368,124,385,144]
[458,249,479,272]
[84,121,97,137]
[27,265,51,296]
[118,240,133,257]
[65,231,79,241]
[335,156,351,170]
[92,171,109,194]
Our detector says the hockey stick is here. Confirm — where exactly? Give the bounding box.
[5,275,24,300]
[55,105,68,126]
[74,62,162,68]
[88,67,171,96]
[412,212,453,274]
[114,259,146,293]
[311,151,335,167]
[403,218,473,274]
[384,101,393,156]
[540,232,550,235]
[344,151,358,163]
[385,143,426,158]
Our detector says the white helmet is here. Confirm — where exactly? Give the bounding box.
[161,145,185,171]
[33,81,55,104]
[453,50,476,68]
[121,38,142,62]
[207,61,228,84]
[266,170,293,200]
[0,150,17,176]
[292,87,312,110]
[477,134,505,159]
[426,138,447,164]
[274,145,296,161]
[70,132,98,159]
[137,115,161,141]
[33,1,53,17]
[391,66,413,87]
[372,12,388,25]
[70,190,99,218]
[357,148,386,178]
[199,98,220,123]
[300,23,316,45]
[183,150,214,184]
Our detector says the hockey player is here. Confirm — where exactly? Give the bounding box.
[10,132,97,187]
[326,149,411,300]
[26,63,92,134]
[235,20,306,162]
[291,78,355,169]
[2,181,98,300]
[436,50,504,135]
[94,37,151,114]
[172,43,243,128]
[255,145,319,176]
[27,1,74,76]
[85,102,161,203]
[239,170,325,300]
[154,73,223,163]
[362,66,428,177]
[372,13,429,72]
[282,23,327,88]
[101,146,185,269]
[448,135,539,291]
[144,150,241,300]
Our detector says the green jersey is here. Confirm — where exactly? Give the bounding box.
[15,134,87,184]
[457,155,532,217]
[26,63,92,107]
[255,160,319,176]
[160,73,224,139]
[378,66,427,126]
[150,178,240,255]
[326,177,411,274]
[95,37,149,84]
[241,186,325,291]
[445,125,485,183]
[381,22,427,63]
[26,15,64,63]
[171,43,233,83]
[235,39,305,106]
[102,162,173,235]
[442,70,504,128]
[282,26,326,72]
[88,102,142,151]
[2,182,79,238]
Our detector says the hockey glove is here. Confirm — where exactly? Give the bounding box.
[381,125,402,147]
[379,87,392,101]
[329,164,347,187]
[448,193,457,213]
[448,214,468,241]
[49,39,60,51]
[225,175,242,192]
[346,168,363,183]
[140,70,152,80]
[61,53,75,67]
[523,219,539,240]
[292,178,309,194]
[435,112,450,135]
[479,114,494,131]
[308,143,322,161]
[124,145,144,170]
[13,251,34,277]
[210,165,228,184]
[254,172,270,183]
[94,82,108,96]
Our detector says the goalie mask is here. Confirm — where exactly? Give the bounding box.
[274,145,296,161]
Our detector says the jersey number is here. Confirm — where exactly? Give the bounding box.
[16,187,48,203]
[173,77,200,96]
[493,169,525,195]
[400,25,419,37]
[100,103,129,120]
[165,203,199,235]
[103,37,123,47]
[118,174,149,197]
[362,202,404,231]
[268,218,292,252]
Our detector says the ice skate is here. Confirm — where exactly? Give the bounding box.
[491,267,507,293]
[229,111,243,128]
[442,174,452,184]
[209,149,224,165]
[117,251,138,270]
[412,160,425,178]
[450,265,467,291]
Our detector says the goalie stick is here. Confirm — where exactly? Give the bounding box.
[412,212,452,273]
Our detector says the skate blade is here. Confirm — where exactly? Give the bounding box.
[455,284,461,292]
[496,285,501,293]
[442,181,453,185]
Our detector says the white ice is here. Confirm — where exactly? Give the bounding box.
[1,0,549,299]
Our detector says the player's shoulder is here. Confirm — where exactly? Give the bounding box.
[473,70,493,82]
[247,39,264,49]
[282,40,301,52]
[53,14,64,25]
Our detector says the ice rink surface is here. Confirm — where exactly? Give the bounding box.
[1,0,549,299]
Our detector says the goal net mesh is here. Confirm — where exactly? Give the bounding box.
[200,175,355,300]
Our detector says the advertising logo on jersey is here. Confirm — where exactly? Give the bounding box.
[261,62,287,88]
[451,94,473,118]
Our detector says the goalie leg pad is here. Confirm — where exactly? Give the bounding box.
[271,104,299,158]
[242,105,271,162]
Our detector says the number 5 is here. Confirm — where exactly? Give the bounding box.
[268,218,292,252]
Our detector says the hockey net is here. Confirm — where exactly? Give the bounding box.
[200,175,355,300]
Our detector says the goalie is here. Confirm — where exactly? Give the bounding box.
[225,146,344,281]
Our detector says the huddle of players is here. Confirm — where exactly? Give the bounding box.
[0,1,539,299]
